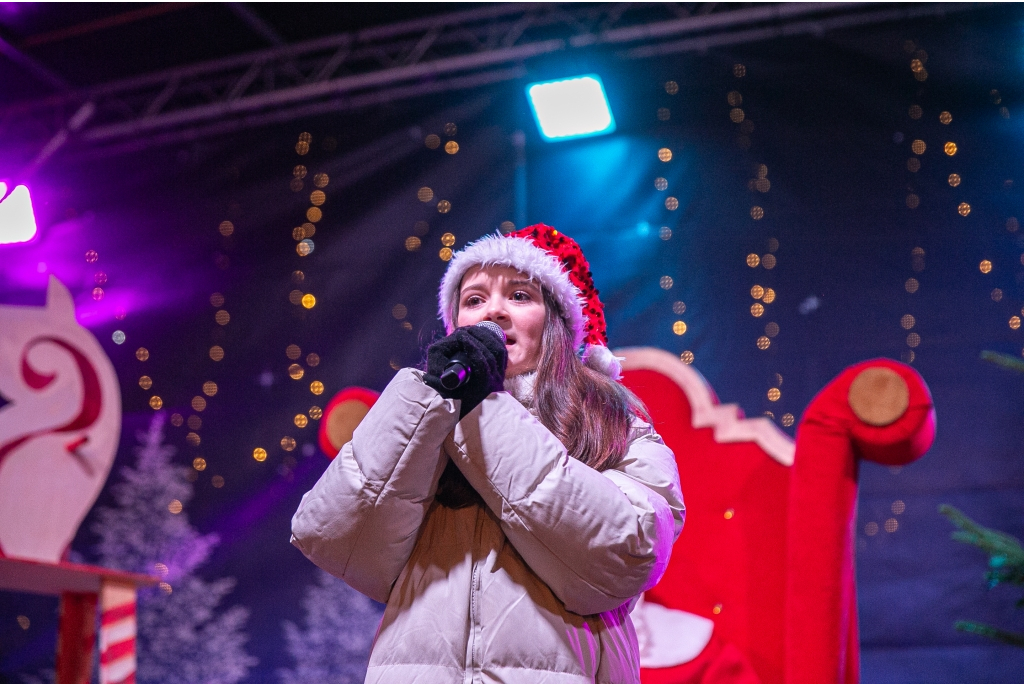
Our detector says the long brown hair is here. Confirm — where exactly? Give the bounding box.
[435,289,647,508]
[533,291,648,472]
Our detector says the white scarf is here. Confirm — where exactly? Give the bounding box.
[504,370,538,413]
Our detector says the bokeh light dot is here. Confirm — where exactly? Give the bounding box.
[294,414,309,428]
[979,260,992,274]
[209,345,224,361]
[767,387,781,401]
[660,276,674,290]
[751,303,765,317]
[746,254,760,267]
[680,351,694,364]
[149,396,163,410]
[253,448,267,462]
[310,381,324,395]
[756,336,770,350]
[191,396,207,412]
[112,330,125,344]
[301,294,316,309]
[944,142,957,156]
[658,148,672,162]
[306,353,320,366]
[672,321,687,335]
[202,381,217,396]
[289,364,304,380]
[139,376,152,390]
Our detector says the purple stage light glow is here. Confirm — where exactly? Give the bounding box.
[0,182,38,245]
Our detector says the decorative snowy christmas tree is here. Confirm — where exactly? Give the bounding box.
[279,569,384,683]
[91,413,257,683]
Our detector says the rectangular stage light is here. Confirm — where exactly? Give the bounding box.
[526,75,616,142]
[0,183,38,245]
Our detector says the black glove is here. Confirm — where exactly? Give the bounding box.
[423,326,508,418]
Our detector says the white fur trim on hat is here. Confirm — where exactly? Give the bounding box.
[438,234,588,348]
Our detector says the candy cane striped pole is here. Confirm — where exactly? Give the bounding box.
[99,579,137,684]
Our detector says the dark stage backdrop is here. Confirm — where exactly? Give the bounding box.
[2,6,1024,683]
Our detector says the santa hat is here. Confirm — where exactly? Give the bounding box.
[438,223,623,380]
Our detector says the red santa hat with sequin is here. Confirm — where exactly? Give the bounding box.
[438,223,623,379]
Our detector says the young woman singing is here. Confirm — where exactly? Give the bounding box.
[291,224,684,684]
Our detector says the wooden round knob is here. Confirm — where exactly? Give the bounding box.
[848,367,909,426]
[325,400,371,451]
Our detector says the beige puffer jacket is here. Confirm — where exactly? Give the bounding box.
[291,368,684,684]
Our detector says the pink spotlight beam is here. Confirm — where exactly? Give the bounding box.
[0,182,38,245]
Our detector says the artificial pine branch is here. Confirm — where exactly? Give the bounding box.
[980,350,1024,375]
[940,504,1024,649]
[955,621,1024,647]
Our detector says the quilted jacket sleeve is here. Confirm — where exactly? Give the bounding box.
[290,368,458,603]
[444,391,684,616]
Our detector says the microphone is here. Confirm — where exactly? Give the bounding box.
[440,321,507,390]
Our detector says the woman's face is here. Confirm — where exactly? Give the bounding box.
[456,264,546,377]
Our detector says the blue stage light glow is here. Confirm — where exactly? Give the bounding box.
[526,75,616,142]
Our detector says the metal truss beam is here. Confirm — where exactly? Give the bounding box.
[0,2,987,169]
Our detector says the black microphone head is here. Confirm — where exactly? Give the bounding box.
[475,320,507,344]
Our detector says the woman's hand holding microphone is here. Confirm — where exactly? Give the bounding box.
[423,323,508,419]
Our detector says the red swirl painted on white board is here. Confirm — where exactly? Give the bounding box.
[0,337,104,475]
[0,276,121,563]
